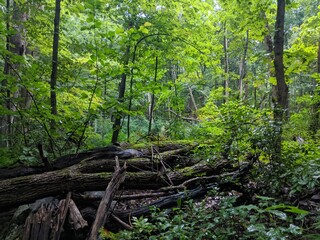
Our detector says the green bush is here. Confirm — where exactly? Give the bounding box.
[110,192,310,240]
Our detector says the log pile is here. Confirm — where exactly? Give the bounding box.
[0,142,256,240]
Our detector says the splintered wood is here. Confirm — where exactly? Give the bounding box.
[87,157,127,240]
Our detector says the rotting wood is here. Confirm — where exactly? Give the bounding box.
[0,170,166,209]
[22,193,72,240]
[0,144,202,209]
[1,142,248,239]
[23,199,56,240]
[68,199,88,230]
[0,143,196,180]
[0,160,233,209]
[54,192,72,240]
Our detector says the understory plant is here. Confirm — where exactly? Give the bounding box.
[107,191,313,240]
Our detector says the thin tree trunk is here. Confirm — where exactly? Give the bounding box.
[0,0,11,148]
[274,0,288,118]
[310,39,320,134]
[273,0,287,161]
[1,0,28,148]
[223,24,229,101]
[187,84,198,112]
[148,56,158,136]
[50,0,61,118]
[127,42,137,141]
[112,46,131,144]
[239,30,249,100]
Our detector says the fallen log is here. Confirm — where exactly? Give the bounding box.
[0,144,205,209]
[0,170,165,209]
[0,157,236,210]
[0,143,198,180]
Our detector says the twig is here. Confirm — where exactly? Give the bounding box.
[111,214,132,230]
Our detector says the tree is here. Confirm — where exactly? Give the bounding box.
[1,0,30,148]
[271,0,287,161]
[50,0,61,119]
[273,0,288,120]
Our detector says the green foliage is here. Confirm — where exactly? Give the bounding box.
[112,192,311,240]
[196,95,276,162]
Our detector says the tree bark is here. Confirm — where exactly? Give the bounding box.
[273,0,287,161]
[310,40,320,134]
[112,45,131,144]
[148,56,158,136]
[223,23,229,101]
[1,0,29,148]
[239,30,249,100]
[273,0,288,119]
[0,145,235,212]
[187,84,198,112]
[50,0,61,118]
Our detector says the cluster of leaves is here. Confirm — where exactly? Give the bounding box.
[106,192,315,240]
[193,90,277,163]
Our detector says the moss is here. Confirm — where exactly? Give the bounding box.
[132,140,197,149]
[179,166,196,177]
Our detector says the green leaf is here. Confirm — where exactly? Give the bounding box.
[268,210,287,220]
[115,28,124,34]
[139,26,149,34]
[144,22,152,27]
[283,206,309,215]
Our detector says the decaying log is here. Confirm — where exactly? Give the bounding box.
[54,192,72,240]
[88,158,127,240]
[22,193,72,240]
[0,158,235,209]
[0,143,197,180]
[0,170,168,209]
[68,199,88,230]
[0,146,122,180]
[0,143,258,239]
[20,192,90,240]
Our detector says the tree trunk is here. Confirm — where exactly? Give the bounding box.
[239,30,249,100]
[112,46,131,144]
[1,0,29,148]
[148,56,158,136]
[50,0,61,118]
[0,0,11,148]
[187,84,198,112]
[273,0,287,161]
[223,24,229,101]
[310,40,320,134]
[273,0,288,120]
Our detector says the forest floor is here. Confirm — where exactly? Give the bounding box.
[0,141,319,239]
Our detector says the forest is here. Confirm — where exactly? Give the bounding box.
[0,0,320,239]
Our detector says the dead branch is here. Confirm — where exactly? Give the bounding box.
[87,157,127,240]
